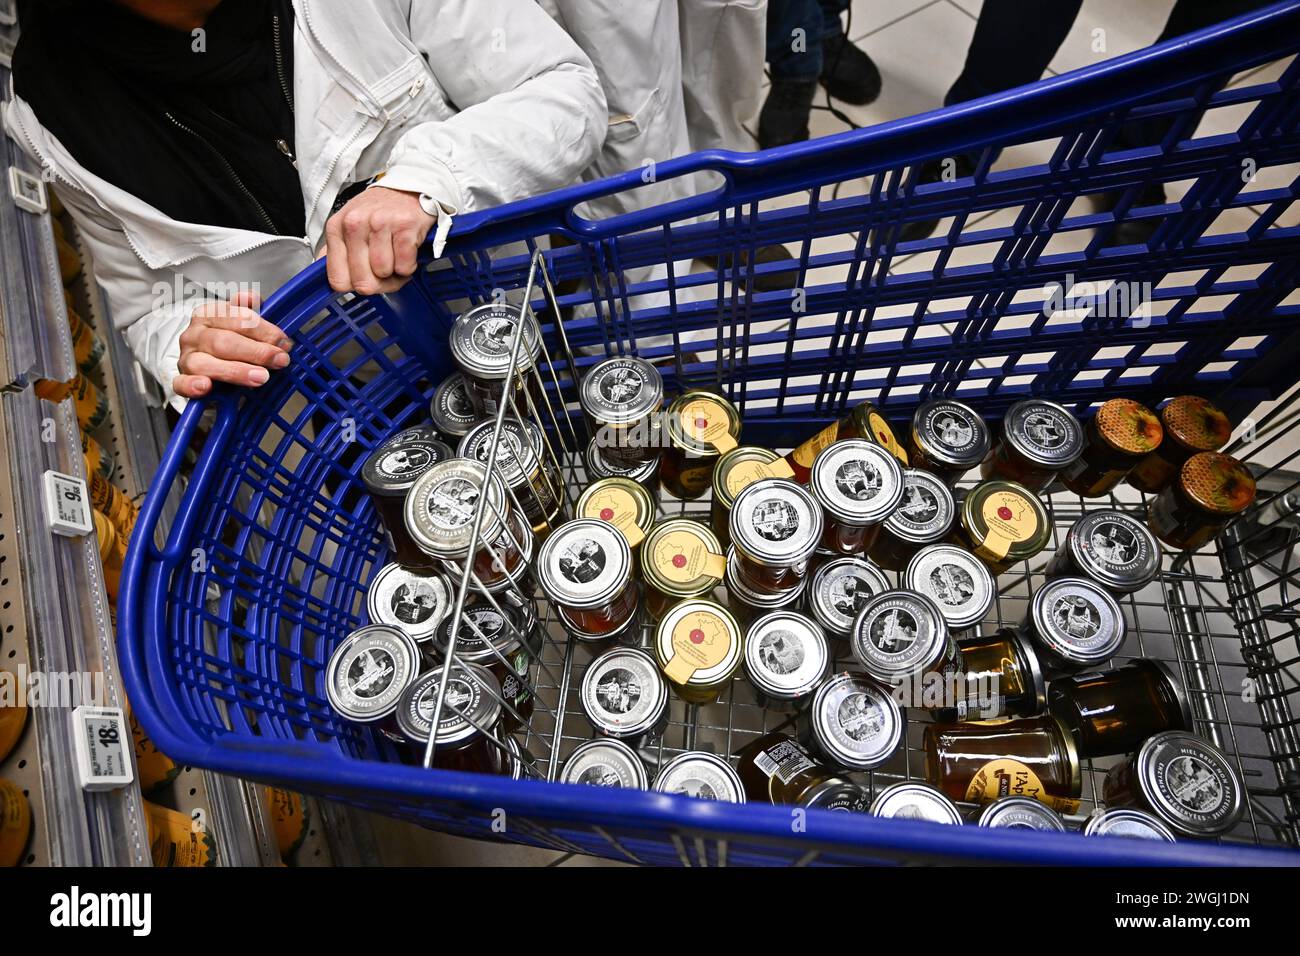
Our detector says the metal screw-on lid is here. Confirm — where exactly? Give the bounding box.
[809,440,905,527]
[911,400,991,469]
[642,519,727,597]
[725,546,806,610]
[431,600,525,663]
[730,478,824,568]
[802,779,873,813]
[883,468,955,543]
[579,356,664,426]
[1160,395,1232,453]
[325,625,423,723]
[536,519,633,611]
[806,557,890,639]
[960,480,1051,565]
[1132,731,1244,838]
[560,738,649,789]
[665,390,741,457]
[977,796,1067,831]
[1065,510,1162,593]
[581,647,668,739]
[457,416,544,488]
[379,423,441,449]
[1028,577,1126,668]
[449,303,542,380]
[904,545,994,632]
[744,611,830,701]
[810,673,905,770]
[576,478,655,549]
[850,589,951,683]
[404,459,507,561]
[714,446,792,510]
[361,438,451,498]
[366,564,452,643]
[429,372,480,438]
[1082,807,1177,842]
[585,438,660,484]
[655,600,743,691]
[869,781,963,824]
[1002,399,1085,468]
[1178,452,1257,517]
[653,752,745,803]
[1093,398,1163,456]
[395,661,502,748]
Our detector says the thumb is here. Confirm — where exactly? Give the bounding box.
[229,287,263,311]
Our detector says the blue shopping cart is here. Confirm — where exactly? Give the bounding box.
[119,2,1300,865]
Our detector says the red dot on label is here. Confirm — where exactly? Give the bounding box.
[689,629,705,644]
[695,417,709,430]
[672,554,687,568]
[997,506,1013,520]
[599,507,615,520]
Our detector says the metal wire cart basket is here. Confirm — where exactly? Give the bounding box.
[120,4,1300,865]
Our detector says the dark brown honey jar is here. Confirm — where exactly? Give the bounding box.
[808,672,905,771]
[1102,731,1244,838]
[432,599,542,731]
[641,519,727,621]
[782,399,910,484]
[1045,509,1161,594]
[805,556,890,641]
[1147,451,1256,551]
[711,446,795,547]
[586,437,661,502]
[937,628,1047,722]
[362,437,452,569]
[725,546,807,629]
[735,732,871,811]
[954,479,1051,575]
[1059,398,1163,497]
[662,390,742,500]
[981,399,1085,492]
[908,399,992,486]
[576,478,656,566]
[868,468,955,570]
[1048,658,1193,758]
[730,478,824,594]
[808,440,904,555]
[429,372,481,440]
[448,303,544,417]
[579,356,664,466]
[458,416,562,533]
[1021,576,1126,676]
[1129,395,1232,494]
[537,518,638,637]
[395,662,504,773]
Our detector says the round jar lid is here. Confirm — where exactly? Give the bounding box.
[580,356,664,426]
[1178,452,1256,516]
[1029,577,1126,667]
[536,519,632,610]
[1093,398,1163,456]
[655,600,742,691]
[653,752,745,803]
[869,781,963,824]
[1083,807,1177,842]
[560,738,649,789]
[581,647,668,739]
[744,611,830,701]
[665,391,741,456]
[585,438,660,483]
[404,459,507,561]
[1065,510,1162,592]
[714,446,793,510]
[977,796,1067,831]
[730,478,824,568]
[911,400,991,469]
[576,478,655,549]
[904,545,994,631]
[429,372,480,437]
[432,600,525,663]
[1160,395,1232,453]
[1133,731,1244,838]
[811,673,905,770]
[458,416,544,487]
[802,779,872,813]
[725,546,807,609]
[325,625,423,723]
[642,519,726,597]
[851,589,951,683]
[807,557,891,638]
[366,564,452,643]
[379,423,441,449]
[1002,399,1084,468]
[960,480,1051,565]
[810,440,905,526]
[361,438,450,497]
[395,661,502,748]
[449,303,542,380]
[884,468,955,543]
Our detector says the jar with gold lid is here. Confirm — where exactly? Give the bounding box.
[805,556,890,640]
[904,544,994,635]
[1046,509,1161,594]
[939,629,1047,722]
[1059,398,1163,497]
[576,478,656,564]
[725,545,806,628]
[429,371,480,440]
[362,436,452,570]
[808,672,905,771]
[560,738,649,789]
[908,399,991,486]
[586,437,661,501]
[808,440,905,555]
[850,589,959,689]
[870,782,964,824]
[1129,396,1232,494]
[662,390,742,500]
[954,479,1051,574]
[730,478,824,593]
[1102,731,1244,838]
[448,303,544,417]
[579,356,664,466]
[1049,658,1192,758]
[1147,451,1256,551]
[654,599,743,704]
[981,399,1085,492]
[782,399,910,484]
[711,446,795,547]
[744,611,830,711]
[641,519,727,620]
[869,468,955,570]
[458,416,562,533]
[735,732,871,811]
[536,518,638,637]
[1021,576,1126,676]
[395,662,505,773]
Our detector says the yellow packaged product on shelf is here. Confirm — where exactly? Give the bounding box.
[93,509,126,603]
[55,233,82,283]
[69,372,110,431]
[67,305,106,373]
[265,787,309,860]
[130,711,179,795]
[144,800,216,867]
[83,432,115,482]
[0,778,33,867]
[0,671,30,763]
[88,470,138,542]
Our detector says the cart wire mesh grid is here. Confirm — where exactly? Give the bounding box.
[119,3,1300,865]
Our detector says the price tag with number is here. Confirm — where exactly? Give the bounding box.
[43,470,93,537]
[71,705,134,792]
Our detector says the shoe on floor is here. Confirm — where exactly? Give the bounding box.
[758,79,818,150]
[820,32,882,106]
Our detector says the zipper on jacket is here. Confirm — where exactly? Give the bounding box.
[272,14,295,112]
[164,111,280,235]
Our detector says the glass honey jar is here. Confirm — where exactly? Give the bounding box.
[429,372,481,440]
[325,624,423,730]
[869,782,964,825]
[805,556,890,641]
[1147,451,1256,551]
[432,599,541,731]
[711,446,795,547]
[1129,395,1232,494]
[366,563,452,647]
[448,303,544,417]
[725,546,806,628]
[938,628,1047,722]
[1022,576,1126,676]
[735,732,871,811]
[981,399,1085,493]
[904,544,994,636]
[582,647,669,744]
[459,416,562,532]
[744,611,830,711]
[868,468,955,570]
[536,518,638,637]
[729,478,824,593]
[850,589,959,689]
[579,356,664,466]
[954,479,1051,574]
[808,672,905,771]
[586,437,661,502]
[1059,398,1163,497]
[908,399,991,486]
[654,599,743,705]
[1082,807,1176,842]
[379,423,442,448]
[577,478,656,565]
[976,795,1067,831]
[782,399,910,484]
[641,519,727,621]
[1048,658,1193,758]
[560,738,650,789]
[1102,731,1244,839]
[662,390,742,500]
[361,436,451,569]
[653,752,746,802]
[395,663,506,773]
[1046,509,1161,594]
[808,440,905,555]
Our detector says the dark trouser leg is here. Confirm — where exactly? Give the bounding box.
[767,0,828,80]
[944,0,1083,107]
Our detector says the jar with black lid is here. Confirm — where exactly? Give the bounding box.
[1022,577,1126,675]
[1059,398,1163,497]
[730,478,824,593]
[325,625,423,733]
[1102,731,1244,838]
[378,423,442,449]
[581,647,669,744]
[954,479,1051,574]
[1082,807,1177,842]
[743,611,830,711]
[395,662,504,773]
[809,440,905,555]
[586,437,661,501]
[808,672,905,771]
[654,599,743,705]
[448,303,544,417]
[1045,509,1161,594]
[870,781,964,824]
[908,399,992,486]
[362,437,451,569]
[1048,658,1193,758]
[366,563,452,650]
[711,446,795,547]
[735,732,871,811]
[432,599,541,731]
[537,519,638,637]
[850,589,958,688]
[429,372,481,440]
[662,390,742,500]
[805,556,890,641]
[904,545,994,636]
[579,356,664,466]
[576,478,656,565]
[1147,451,1256,551]
[458,416,562,533]
[1129,395,1232,494]
[977,795,1067,831]
[725,545,806,628]
[560,738,650,789]
[981,399,1085,492]
[869,468,955,570]
[641,518,727,621]
[782,399,910,484]
[653,752,746,802]
[938,629,1047,722]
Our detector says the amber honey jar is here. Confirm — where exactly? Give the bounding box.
[1129,396,1232,494]
[850,589,959,689]
[1147,451,1256,551]
[981,399,1085,492]
[579,356,664,465]
[1102,731,1244,838]
[870,782,964,824]
[735,732,871,811]
[459,416,562,532]
[782,399,910,484]
[1059,398,1163,497]
[808,440,904,555]
[449,303,545,417]
[641,518,727,620]
[662,390,742,500]
[1049,658,1193,758]
[432,599,542,730]
[711,446,794,547]
[577,478,656,563]
[933,629,1047,722]
[903,545,994,635]
[808,672,905,771]
[868,468,955,570]
[908,399,991,486]
[581,647,669,743]
[325,625,423,729]
[954,479,1050,574]
[729,478,823,594]
[1021,576,1126,676]
[429,372,481,440]
[366,562,451,646]
[725,546,807,628]
[805,556,890,640]
[537,518,638,637]
[362,436,450,569]
[743,611,830,711]
[923,715,1082,813]
[1045,509,1161,594]
[560,738,650,789]
[654,599,742,704]
[586,437,661,501]
[396,663,507,773]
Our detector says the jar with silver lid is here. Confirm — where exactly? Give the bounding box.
[560,738,649,789]
[904,544,994,635]
[581,647,669,743]
[379,423,442,449]
[850,589,959,688]
[1022,577,1126,675]
[1082,807,1177,842]
[1102,731,1244,839]
[362,437,452,570]
[326,624,423,729]
[429,372,480,439]
[730,477,824,594]
[432,599,541,731]
[744,611,830,711]
[808,440,905,555]
[458,416,562,532]
[586,437,661,501]
[711,446,795,548]
[538,518,638,637]
[805,556,890,640]
[725,545,806,628]
[448,303,544,417]
[808,672,905,771]
[908,399,992,486]
[868,468,955,570]
[869,781,964,825]
[982,399,1085,492]
[977,795,1067,831]
[652,752,746,802]
[580,356,664,466]
[655,599,743,705]
[395,662,504,773]
[366,563,452,647]
[1046,509,1161,594]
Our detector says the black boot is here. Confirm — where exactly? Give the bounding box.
[820,31,882,106]
[758,78,819,150]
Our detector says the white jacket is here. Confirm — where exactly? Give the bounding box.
[4,0,606,409]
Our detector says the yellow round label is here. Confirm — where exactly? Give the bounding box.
[725,459,793,498]
[650,528,726,585]
[679,398,737,453]
[791,422,840,468]
[678,464,715,494]
[965,758,1080,813]
[663,610,733,684]
[580,486,645,546]
[976,490,1039,561]
[869,412,910,465]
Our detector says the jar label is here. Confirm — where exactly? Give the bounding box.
[965,758,1080,813]
[663,610,733,685]
[754,739,815,787]
[975,490,1039,561]
[678,464,714,494]
[580,486,646,547]
[725,458,795,497]
[651,529,726,585]
[869,412,910,465]
[791,422,841,468]
[679,398,737,453]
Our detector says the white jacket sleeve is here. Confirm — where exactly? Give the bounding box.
[378,0,608,215]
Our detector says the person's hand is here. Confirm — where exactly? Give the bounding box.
[323,186,436,295]
[173,290,292,399]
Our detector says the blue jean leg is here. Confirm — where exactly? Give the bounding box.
[767,0,852,81]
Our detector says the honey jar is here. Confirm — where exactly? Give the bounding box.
[432,599,542,730]
[581,647,669,743]
[652,752,745,802]
[1021,577,1126,675]
[1129,395,1232,494]
[378,423,441,449]
[743,611,830,711]
[325,624,423,729]
[808,440,904,555]
[1147,451,1256,551]
[1048,658,1193,758]
[1102,731,1244,838]
[586,437,661,501]
[729,478,824,593]
[365,563,452,646]
[641,519,727,621]
[782,399,910,483]
[869,782,964,825]
[850,589,958,688]
[908,399,991,486]
[725,545,806,628]
[654,599,742,704]
[805,556,890,641]
[362,436,450,569]
[92,509,126,603]
[977,795,1067,831]
[67,305,106,373]
[0,778,34,867]
[536,519,638,637]
[1082,807,1176,842]
[576,478,656,562]
[1059,398,1163,497]
[429,372,481,439]
[449,303,545,417]
[735,732,871,811]
[903,545,994,635]
[808,672,905,771]
[395,663,506,773]
[868,468,955,570]
[954,479,1051,574]
[711,446,795,546]
[555,602,644,647]
[560,738,649,789]
[662,390,742,500]
[459,416,562,532]
[579,356,664,465]
[940,629,1047,722]
[981,399,1085,492]
[1045,509,1161,594]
